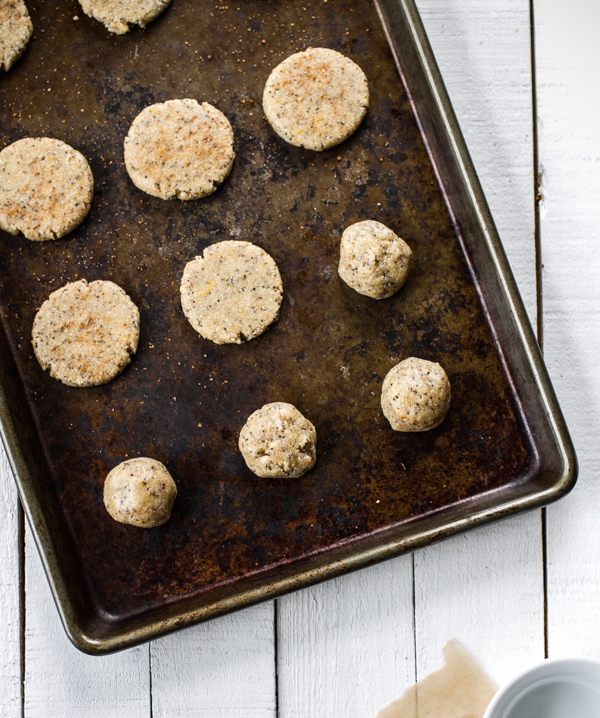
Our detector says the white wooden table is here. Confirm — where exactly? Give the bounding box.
[2,0,599,715]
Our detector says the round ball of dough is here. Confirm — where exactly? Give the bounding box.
[181,240,283,345]
[0,0,33,72]
[124,99,234,200]
[0,137,93,241]
[381,357,451,432]
[78,0,171,34]
[104,458,177,528]
[32,279,140,387]
[263,47,369,151]
[239,402,317,478]
[338,220,412,299]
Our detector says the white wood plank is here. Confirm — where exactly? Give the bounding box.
[278,559,415,718]
[414,518,544,685]
[151,603,276,718]
[24,526,150,718]
[413,0,544,687]
[535,0,600,658]
[0,446,21,718]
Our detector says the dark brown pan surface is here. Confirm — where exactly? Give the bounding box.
[0,0,535,637]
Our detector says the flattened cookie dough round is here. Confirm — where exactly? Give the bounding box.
[338,220,412,299]
[381,357,451,432]
[32,279,140,387]
[239,402,317,479]
[263,47,369,151]
[0,138,93,241]
[124,99,235,200]
[181,240,283,345]
[78,0,171,34]
[0,0,32,71]
[104,458,177,528]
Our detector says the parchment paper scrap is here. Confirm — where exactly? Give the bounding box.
[376,639,497,718]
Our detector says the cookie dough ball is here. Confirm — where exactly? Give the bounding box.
[104,458,177,528]
[32,279,140,387]
[181,240,283,344]
[239,402,317,478]
[78,0,171,34]
[124,99,234,200]
[338,220,412,299]
[263,47,369,151]
[381,357,451,432]
[0,0,32,71]
[0,138,93,241]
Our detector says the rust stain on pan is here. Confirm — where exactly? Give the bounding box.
[0,0,533,644]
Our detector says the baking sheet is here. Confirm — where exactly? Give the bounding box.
[0,0,575,653]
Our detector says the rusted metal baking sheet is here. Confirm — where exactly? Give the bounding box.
[0,0,576,653]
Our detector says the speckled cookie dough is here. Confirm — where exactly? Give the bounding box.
[263,47,369,151]
[104,458,177,528]
[0,137,93,241]
[124,99,235,200]
[78,0,171,34]
[338,220,412,299]
[0,0,32,71]
[381,357,451,432]
[239,402,317,479]
[180,240,283,345]
[32,279,140,387]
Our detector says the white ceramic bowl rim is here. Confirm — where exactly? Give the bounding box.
[483,656,600,718]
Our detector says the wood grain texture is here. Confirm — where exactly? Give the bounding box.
[413,0,544,688]
[23,527,150,718]
[150,603,276,718]
[535,0,600,658]
[0,448,21,718]
[278,558,415,718]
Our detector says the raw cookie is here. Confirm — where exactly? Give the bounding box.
[0,137,93,241]
[239,402,317,479]
[263,47,369,151]
[180,240,283,345]
[338,220,412,299]
[104,458,177,528]
[381,357,451,432]
[0,0,32,71]
[32,279,140,387]
[124,99,235,200]
[78,0,171,34]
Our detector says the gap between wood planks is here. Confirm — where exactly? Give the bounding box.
[529,0,549,662]
[19,500,25,718]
